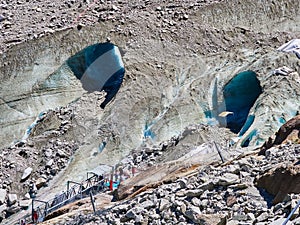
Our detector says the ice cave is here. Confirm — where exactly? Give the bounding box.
[67,42,125,108]
[223,70,262,133]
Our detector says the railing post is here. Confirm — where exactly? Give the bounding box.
[90,192,96,214]
[44,202,48,218]
[31,199,34,222]
[67,181,70,198]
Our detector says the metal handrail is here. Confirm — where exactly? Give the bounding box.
[18,174,106,224]
[282,199,300,225]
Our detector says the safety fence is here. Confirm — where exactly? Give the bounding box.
[18,174,107,224]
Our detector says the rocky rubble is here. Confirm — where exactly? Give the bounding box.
[0,0,225,53]
[0,105,79,221]
[44,142,300,225]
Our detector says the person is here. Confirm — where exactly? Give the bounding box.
[33,210,38,223]
[20,219,25,225]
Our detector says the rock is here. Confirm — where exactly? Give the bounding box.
[45,149,53,157]
[217,173,240,186]
[6,205,20,214]
[8,194,18,206]
[227,220,239,225]
[256,212,269,222]
[183,14,189,20]
[24,193,31,200]
[156,6,162,11]
[180,202,187,215]
[178,178,187,189]
[21,167,33,181]
[113,204,129,213]
[0,15,5,22]
[46,159,54,167]
[0,204,7,213]
[135,214,143,223]
[185,189,203,197]
[150,212,160,220]
[185,210,227,225]
[256,165,300,204]
[159,198,170,211]
[19,199,31,208]
[0,189,7,204]
[269,218,292,225]
[184,206,201,222]
[291,199,300,218]
[226,195,237,207]
[199,181,214,191]
[56,149,67,158]
[247,213,255,221]
[125,207,145,219]
[35,177,46,189]
[140,200,154,209]
[191,197,201,207]
[112,5,118,11]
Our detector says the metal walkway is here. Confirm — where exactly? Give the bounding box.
[18,172,109,224]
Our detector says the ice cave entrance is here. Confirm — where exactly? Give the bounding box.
[223,71,262,133]
[67,42,125,108]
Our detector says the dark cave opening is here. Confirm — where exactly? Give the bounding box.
[223,71,262,133]
[67,42,125,109]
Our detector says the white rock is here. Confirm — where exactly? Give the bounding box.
[21,167,33,180]
[269,218,292,225]
[8,194,18,206]
[159,198,170,211]
[0,204,7,213]
[217,173,240,186]
[141,200,154,209]
[0,189,7,204]
[19,199,31,208]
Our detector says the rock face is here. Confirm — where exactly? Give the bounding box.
[0,0,300,152]
[260,115,300,154]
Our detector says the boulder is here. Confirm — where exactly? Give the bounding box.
[256,165,300,204]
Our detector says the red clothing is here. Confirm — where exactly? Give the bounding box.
[33,211,38,222]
